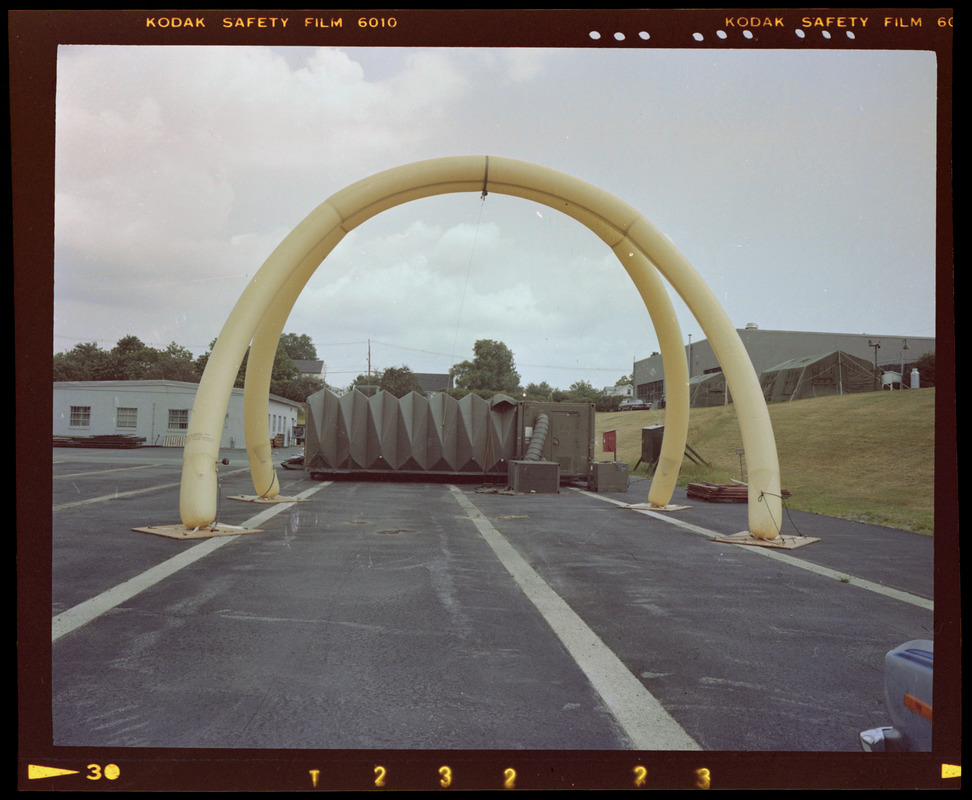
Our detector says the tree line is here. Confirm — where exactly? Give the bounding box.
[349,339,629,410]
[54,334,631,410]
[53,332,327,404]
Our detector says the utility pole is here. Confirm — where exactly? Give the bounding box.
[868,339,881,390]
[367,339,371,379]
[900,339,909,389]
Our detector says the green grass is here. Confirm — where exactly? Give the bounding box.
[595,388,937,534]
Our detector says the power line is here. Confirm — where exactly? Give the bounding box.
[362,339,627,373]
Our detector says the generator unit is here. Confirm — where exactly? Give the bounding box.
[515,401,595,481]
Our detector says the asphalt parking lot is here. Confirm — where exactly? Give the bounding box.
[37,445,948,789]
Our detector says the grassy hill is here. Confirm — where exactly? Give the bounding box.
[595,388,938,534]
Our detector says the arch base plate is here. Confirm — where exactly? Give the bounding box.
[625,503,691,512]
[712,531,820,549]
[228,495,310,504]
[132,524,264,539]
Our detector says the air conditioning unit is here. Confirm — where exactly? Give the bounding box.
[589,461,628,492]
[507,460,560,493]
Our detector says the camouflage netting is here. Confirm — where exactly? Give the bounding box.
[304,389,518,476]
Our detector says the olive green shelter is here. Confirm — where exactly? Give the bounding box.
[303,388,595,481]
[759,350,877,403]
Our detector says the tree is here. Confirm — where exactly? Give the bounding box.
[450,339,521,395]
[52,331,327,399]
[348,370,384,392]
[524,381,555,401]
[111,334,145,356]
[145,342,198,381]
[565,380,602,405]
[271,374,326,403]
[278,332,317,361]
[193,340,217,377]
[271,350,298,382]
[380,365,426,398]
[598,395,623,412]
[53,341,112,381]
[53,336,198,382]
[110,335,154,380]
[565,379,619,411]
[914,352,935,387]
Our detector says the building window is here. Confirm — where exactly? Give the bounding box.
[168,409,189,430]
[639,380,665,405]
[116,407,138,429]
[70,406,91,428]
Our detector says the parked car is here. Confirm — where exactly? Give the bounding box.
[859,639,933,752]
[619,399,651,411]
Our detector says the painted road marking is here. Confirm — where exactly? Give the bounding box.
[574,489,933,612]
[51,484,327,642]
[54,463,162,479]
[450,485,702,751]
[52,468,251,512]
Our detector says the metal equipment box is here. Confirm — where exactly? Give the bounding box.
[507,460,560,493]
[589,461,629,492]
[641,425,665,466]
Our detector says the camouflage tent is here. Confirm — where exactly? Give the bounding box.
[303,388,595,480]
[759,351,877,402]
[303,388,518,477]
[688,372,732,408]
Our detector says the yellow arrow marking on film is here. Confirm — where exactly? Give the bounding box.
[28,765,79,779]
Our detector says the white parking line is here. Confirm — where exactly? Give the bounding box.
[54,463,162,479]
[449,485,702,751]
[52,468,251,512]
[574,488,933,611]
[51,484,327,642]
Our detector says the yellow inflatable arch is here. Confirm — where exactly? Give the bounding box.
[180,156,782,539]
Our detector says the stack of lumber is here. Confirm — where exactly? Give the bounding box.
[687,482,790,503]
[53,434,146,449]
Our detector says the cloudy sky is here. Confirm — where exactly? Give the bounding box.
[53,42,938,390]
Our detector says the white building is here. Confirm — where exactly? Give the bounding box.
[603,383,634,398]
[53,380,302,449]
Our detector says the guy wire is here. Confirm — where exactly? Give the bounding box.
[450,166,489,366]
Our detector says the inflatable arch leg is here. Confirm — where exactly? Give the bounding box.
[608,242,690,504]
[181,156,781,539]
[179,202,347,527]
[240,260,323,500]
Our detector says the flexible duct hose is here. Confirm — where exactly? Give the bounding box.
[524,413,550,461]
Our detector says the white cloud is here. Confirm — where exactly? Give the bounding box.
[52,44,937,384]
